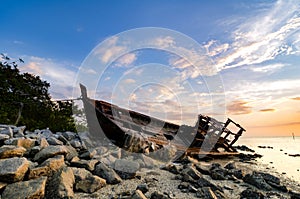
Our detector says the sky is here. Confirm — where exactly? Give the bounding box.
[1,0,300,137]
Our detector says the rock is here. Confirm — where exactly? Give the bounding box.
[232,169,244,179]
[1,177,47,199]
[197,176,222,192]
[12,126,26,138]
[0,145,26,159]
[72,167,106,193]
[45,166,75,199]
[93,162,122,184]
[64,145,78,161]
[150,191,169,199]
[240,188,265,199]
[39,129,53,139]
[33,145,68,163]
[224,162,236,170]
[46,137,63,145]
[114,159,140,179]
[62,131,76,141]
[0,127,13,138]
[11,138,35,150]
[136,184,149,194]
[37,137,49,149]
[70,159,99,172]
[0,157,29,183]
[79,149,97,160]
[182,165,202,180]
[0,134,9,143]
[57,134,69,145]
[70,139,82,149]
[196,187,218,199]
[256,172,280,185]
[162,163,181,174]
[132,189,147,199]
[27,146,41,158]
[28,155,65,179]
[243,172,273,191]
[209,163,227,180]
[195,164,211,175]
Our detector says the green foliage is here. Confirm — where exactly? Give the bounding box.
[0,54,77,132]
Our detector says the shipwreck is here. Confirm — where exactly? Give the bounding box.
[80,84,245,158]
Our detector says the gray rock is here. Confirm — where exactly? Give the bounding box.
[64,145,78,161]
[1,177,47,199]
[114,159,140,179]
[57,134,69,145]
[195,164,211,175]
[0,145,26,159]
[240,188,265,199]
[72,167,106,193]
[70,159,99,171]
[0,157,29,183]
[0,127,13,138]
[93,162,122,184]
[12,126,26,138]
[46,137,63,145]
[28,155,65,179]
[243,172,273,191]
[39,129,53,139]
[256,172,280,185]
[79,149,97,160]
[224,162,236,170]
[62,131,76,141]
[33,145,68,163]
[45,166,75,199]
[197,176,223,192]
[70,139,82,148]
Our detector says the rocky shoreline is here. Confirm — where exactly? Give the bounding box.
[0,124,300,199]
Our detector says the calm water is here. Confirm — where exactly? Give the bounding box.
[236,136,300,183]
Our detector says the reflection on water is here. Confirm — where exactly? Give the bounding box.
[237,136,300,183]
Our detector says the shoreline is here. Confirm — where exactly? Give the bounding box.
[1,125,300,199]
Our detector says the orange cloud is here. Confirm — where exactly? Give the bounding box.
[259,108,276,112]
[291,97,300,100]
[227,100,252,115]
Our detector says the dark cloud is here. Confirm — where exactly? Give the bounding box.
[227,100,252,115]
[259,108,275,112]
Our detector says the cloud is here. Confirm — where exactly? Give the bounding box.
[291,97,300,100]
[20,56,77,99]
[227,100,252,115]
[114,53,137,67]
[208,0,300,70]
[250,63,285,73]
[259,109,276,112]
[123,78,136,84]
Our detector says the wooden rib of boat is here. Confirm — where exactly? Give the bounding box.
[80,84,245,157]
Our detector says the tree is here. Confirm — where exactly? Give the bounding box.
[0,54,77,132]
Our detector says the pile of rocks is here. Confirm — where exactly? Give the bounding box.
[0,124,300,199]
[0,124,165,199]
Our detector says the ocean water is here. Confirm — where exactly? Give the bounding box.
[236,136,300,183]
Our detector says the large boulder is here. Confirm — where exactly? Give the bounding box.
[72,167,106,193]
[0,157,29,183]
[114,159,140,179]
[93,162,122,184]
[45,166,75,199]
[2,177,47,199]
[28,155,65,179]
[33,145,69,163]
[10,138,35,150]
[0,126,13,138]
[0,145,26,159]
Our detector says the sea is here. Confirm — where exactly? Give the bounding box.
[236,136,300,183]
